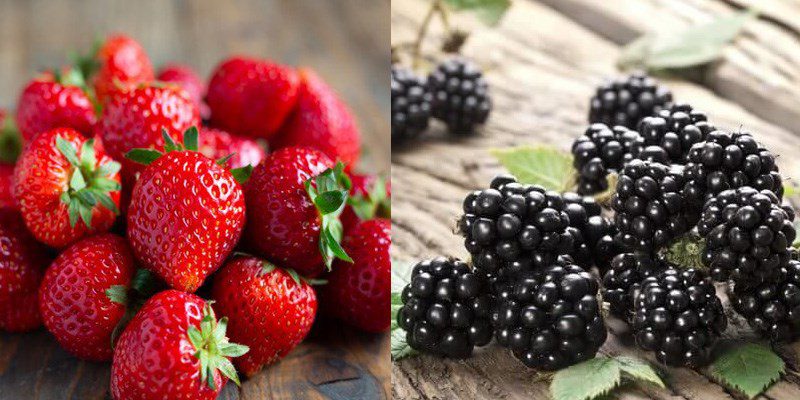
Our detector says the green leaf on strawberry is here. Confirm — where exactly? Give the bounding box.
[306,162,354,269]
[188,303,250,389]
[348,175,391,220]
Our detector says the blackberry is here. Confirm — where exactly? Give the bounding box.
[601,252,665,319]
[562,192,617,270]
[391,65,432,143]
[428,58,492,134]
[396,257,493,358]
[729,260,800,342]
[571,123,644,195]
[632,268,727,367]
[683,130,784,205]
[492,258,607,370]
[588,71,673,130]
[611,159,695,252]
[459,174,613,285]
[697,187,796,287]
[636,103,715,164]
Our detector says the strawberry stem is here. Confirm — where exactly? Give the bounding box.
[305,162,353,269]
[188,303,249,389]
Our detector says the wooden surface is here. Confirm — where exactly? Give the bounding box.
[391,0,800,399]
[0,0,390,399]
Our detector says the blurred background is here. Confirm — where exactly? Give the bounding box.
[0,0,390,171]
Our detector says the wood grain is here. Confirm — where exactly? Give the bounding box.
[0,0,389,399]
[391,0,800,399]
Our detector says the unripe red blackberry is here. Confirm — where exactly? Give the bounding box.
[571,123,644,195]
[427,58,491,134]
[392,65,432,143]
[729,260,800,343]
[632,267,727,368]
[588,72,673,130]
[396,257,493,358]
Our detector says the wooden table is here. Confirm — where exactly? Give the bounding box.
[391,0,800,399]
[0,0,390,399]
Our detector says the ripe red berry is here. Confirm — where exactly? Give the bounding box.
[91,34,154,104]
[16,70,96,142]
[198,127,265,170]
[157,64,209,120]
[0,163,15,210]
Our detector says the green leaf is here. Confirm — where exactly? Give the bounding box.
[0,115,22,164]
[79,139,96,171]
[490,146,574,191]
[67,200,80,227]
[183,126,199,152]
[315,190,347,214]
[98,160,121,177]
[551,357,620,400]
[125,149,163,165]
[215,357,241,386]
[619,10,756,71]
[215,153,235,166]
[162,128,179,153]
[784,183,796,199]
[219,343,249,358]
[78,201,93,228]
[443,0,511,26]
[391,259,414,293]
[93,190,120,215]
[56,136,81,167]
[58,68,88,88]
[615,356,665,388]
[104,285,128,305]
[391,327,417,361]
[286,269,302,286]
[231,165,253,184]
[261,261,276,275]
[70,169,87,191]
[710,343,784,399]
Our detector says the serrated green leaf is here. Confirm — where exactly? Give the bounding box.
[215,357,241,386]
[615,356,665,388]
[551,357,621,400]
[490,146,574,191]
[619,10,756,71]
[391,259,414,293]
[105,285,128,305]
[391,327,417,361]
[443,0,511,26]
[710,343,784,399]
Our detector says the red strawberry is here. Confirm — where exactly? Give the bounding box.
[0,211,49,332]
[14,127,121,248]
[0,163,15,210]
[38,234,135,360]
[111,290,249,400]
[98,84,200,181]
[157,64,209,120]
[212,255,316,376]
[244,146,352,277]
[206,56,299,139]
[341,173,391,232]
[126,128,247,292]
[272,69,361,169]
[16,69,97,142]
[198,127,265,170]
[91,34,154,104]
[321,219,390,332]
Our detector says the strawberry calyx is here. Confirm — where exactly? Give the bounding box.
[348,175,391,221]
[187,303,249,389]
[305,162,353,270]
[125,126,253,184]
[0,113,21,164]
[106,269,166,348]
[69,36,102,82]
[55,135,121,229]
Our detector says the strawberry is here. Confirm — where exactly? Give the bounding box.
[13,127,121,248]
[0,210,49,332]
[341,173,391,233]
[0,163,15,210]
[321,218,391,333]
[16,69,97,142]
[111,290,248,400]
[272,69,361,169]
[211,255,316,376]
[38,234,136,360]
[198,127,265,170]
[90,34,154,104]
[126,128,248,292]
[157,64,209,120]
[206,56,299,139]
[97,84,200,181]
[243,146,352,277]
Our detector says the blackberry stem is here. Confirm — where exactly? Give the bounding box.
[412,0,452,69]
[660,233,707,271]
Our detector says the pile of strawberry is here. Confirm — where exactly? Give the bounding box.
[0,34,391,399]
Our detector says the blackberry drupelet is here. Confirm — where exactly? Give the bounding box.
[611,159,695,252]
[588,71,673,130]
[428,58,492,134]
[396,257,493,358]
[492,258,607,370]
[563,192,617,270]
[697,187,796,287]
[636,103,715,164]
[391,65,432,143]
[632,267,727,367]
[729,260,800,342]
[683,130,784,205]
[602,252,665,320]
[572,123,645,195]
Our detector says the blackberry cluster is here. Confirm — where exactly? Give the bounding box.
[459,175,614,286]
[636,103,715,164]
[632,268,727,367]
[611,159,695,252]
[428,58,492,134]
[492,258,607,370]
[601,253,664,319]
[697,187,796,287]
[391,65,432,143]
[571,123,644,195]
[588,71,673,130]
[729,260,800,342]
[396,258,493,358]
[683,130,784,205]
